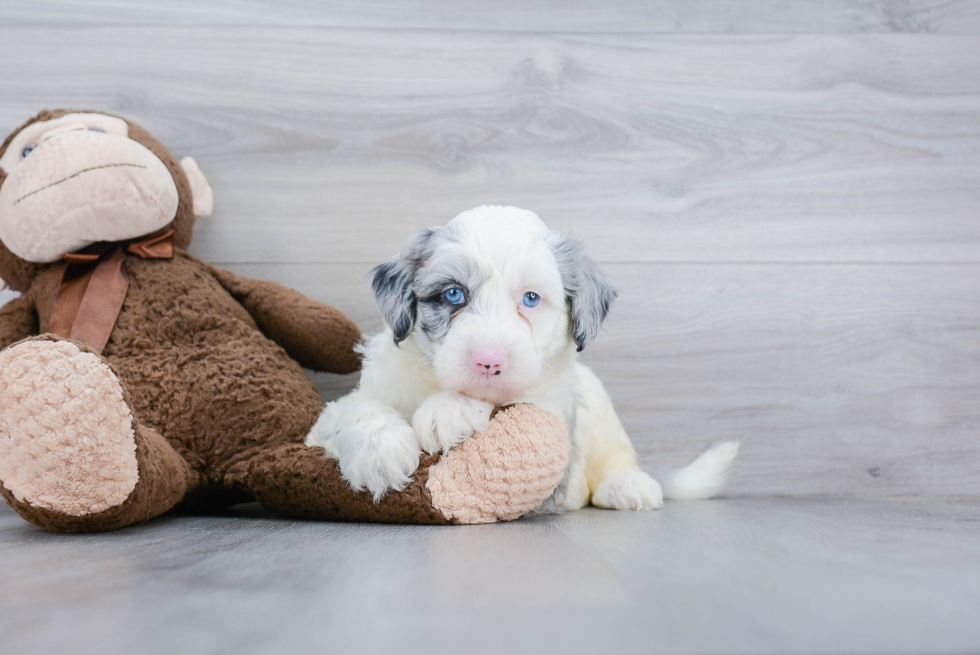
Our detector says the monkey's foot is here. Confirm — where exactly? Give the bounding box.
[0,338,139,517]
[0,337,196,532]
[426,404,570,524]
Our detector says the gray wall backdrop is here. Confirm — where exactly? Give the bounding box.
[1,1,978,498]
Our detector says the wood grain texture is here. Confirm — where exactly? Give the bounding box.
[10,257,977,498]
[0,28,979,263]
[3,498,980,654]
[0,20,978,498]
[224,261,980,498]
[4,0,980,33]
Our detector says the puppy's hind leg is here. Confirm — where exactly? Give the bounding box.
[574,364,665,511]
[574,364,739,509]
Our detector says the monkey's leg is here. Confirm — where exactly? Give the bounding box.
[0,337,201,532]
[227,404,570,525]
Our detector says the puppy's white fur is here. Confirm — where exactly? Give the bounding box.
[307,206,738,508]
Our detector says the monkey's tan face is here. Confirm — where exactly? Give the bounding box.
[0,113,179,263]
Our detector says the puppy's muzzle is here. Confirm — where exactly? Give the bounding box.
[471,346,507,378]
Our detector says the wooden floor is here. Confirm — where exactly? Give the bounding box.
[3,498,980,655]
[1,2,979,653]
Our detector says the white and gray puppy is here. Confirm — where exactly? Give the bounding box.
[306,206,738,511]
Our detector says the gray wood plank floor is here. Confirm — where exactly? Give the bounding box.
[3,498,979,655]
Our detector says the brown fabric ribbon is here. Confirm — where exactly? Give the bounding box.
[49,230,175,353]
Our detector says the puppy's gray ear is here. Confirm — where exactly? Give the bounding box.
[548,233,617,352]
[370,228,436,344]
[371,256,415,343]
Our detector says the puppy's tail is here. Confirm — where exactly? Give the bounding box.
[662,441,740,501]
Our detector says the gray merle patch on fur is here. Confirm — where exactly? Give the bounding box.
[372,226,462,344]
[546,232,617,351]
[371,256,417,343]
[417,293,462,343]
[415,261,484,345]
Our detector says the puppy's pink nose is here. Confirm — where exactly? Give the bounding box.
[471,347,507,377]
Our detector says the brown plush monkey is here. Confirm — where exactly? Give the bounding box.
[0,110,568,532]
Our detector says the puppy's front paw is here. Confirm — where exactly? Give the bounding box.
[592,470,664,511]
[334,418,420,502]
[412,391,494,455]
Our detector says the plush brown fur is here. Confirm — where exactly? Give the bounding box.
[0,110,567,531]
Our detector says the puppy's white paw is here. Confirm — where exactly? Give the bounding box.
[308,402,421,501]
[412,391,494,455]
[336,420,420,501]
[592,470,664,511]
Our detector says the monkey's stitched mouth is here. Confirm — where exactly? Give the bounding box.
[13,163,148,205]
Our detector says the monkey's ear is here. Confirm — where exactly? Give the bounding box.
[179,157,213,218]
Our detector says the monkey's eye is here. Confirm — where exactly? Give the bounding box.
[89,127,104,133]
[21,144,37,159]
[444,288,466,305]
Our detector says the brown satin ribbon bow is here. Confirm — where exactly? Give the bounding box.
[49,230,175,353]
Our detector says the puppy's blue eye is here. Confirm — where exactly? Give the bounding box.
[90,127,104,133]
[21,144,37,159]
[445,287,465,305]
[523,292,540,308]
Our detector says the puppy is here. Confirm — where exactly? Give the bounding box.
[306,206,738,511]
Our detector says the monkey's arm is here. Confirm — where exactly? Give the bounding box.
[0,294,38,350]
[207,265,362,374]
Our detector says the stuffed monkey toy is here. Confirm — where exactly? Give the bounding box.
[0,110,568,532]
